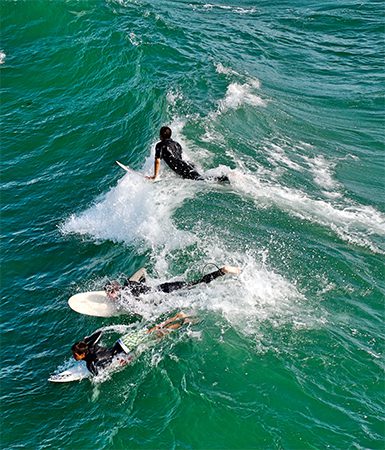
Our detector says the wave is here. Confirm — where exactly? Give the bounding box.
[231,170,385,254]
[217,82,266,113]
[190,4,257,15]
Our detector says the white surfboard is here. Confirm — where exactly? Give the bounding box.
[48,362,91,383]
[68,269,147,317]
[116,160,144,177]
[48,354,134,383]
[68,291,121,318]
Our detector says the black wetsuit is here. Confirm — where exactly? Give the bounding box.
[83,331,125,376]
[122,268,226,297]
[155,138,203,180]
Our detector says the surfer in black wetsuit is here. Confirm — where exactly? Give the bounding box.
[72,330,126,376]
[71,312,193,376]
[104,265,241,301]
[146,126,229,182]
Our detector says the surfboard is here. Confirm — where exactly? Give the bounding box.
[68,291,121,318]
[48,361,91,383]
[68,269,147,317]
[48,354,134,383]
[116,160,144,177]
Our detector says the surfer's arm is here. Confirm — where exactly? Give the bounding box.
[84,330,103,347]
[86,360,98,376]
[146,157,160,180]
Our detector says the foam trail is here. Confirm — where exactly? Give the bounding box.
[112,247,308,338]
[60,115,228,253]
[61,170,197,251]
[192,4,257,14]
[231,171,385,253]
[302,155,341,195]
[266,142,342,197]
[267,143,304,172]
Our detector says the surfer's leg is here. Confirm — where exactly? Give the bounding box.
[148,312,193,335]
[176,160,205,180]
[156,281,188,293]
[185,169,205,180]
[193,265,241,285]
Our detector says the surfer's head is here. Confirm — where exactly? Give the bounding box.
[104,280,121,300]
[71,341,88,360]
[160,126,172,140]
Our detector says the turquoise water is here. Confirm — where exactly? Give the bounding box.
[1,1,384,448]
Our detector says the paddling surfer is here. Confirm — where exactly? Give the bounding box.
[71,312,193,376]
[104,265,241,301]
[146,126,229,182]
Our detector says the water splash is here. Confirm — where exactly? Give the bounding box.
[231,170,385,254]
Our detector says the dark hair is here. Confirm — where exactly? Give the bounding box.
[72,341,88,354]
[160,126,172,140]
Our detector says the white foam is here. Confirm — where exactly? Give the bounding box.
[231,171,385,253]
[166,89,184,107]
[267,143,304,172]
[197,4,257,14]
[267,142,342,195]
[215,63,240,77]
[302,154,341,193]
[105,244,308,338]
[128,32,141,46]
[60,169,197,251]
[0,51,5,65]
[217,82,266,113]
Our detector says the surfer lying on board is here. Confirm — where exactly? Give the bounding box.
[146,126,229,182]
[104,265,241,301]
[71,312,193,376]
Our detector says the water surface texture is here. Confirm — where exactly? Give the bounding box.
[1,1,384,449]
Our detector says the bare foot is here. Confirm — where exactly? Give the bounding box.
[222,265,241,275]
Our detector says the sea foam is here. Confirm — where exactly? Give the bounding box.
[231,170,385,254]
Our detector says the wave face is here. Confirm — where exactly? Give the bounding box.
[1,1,384,449]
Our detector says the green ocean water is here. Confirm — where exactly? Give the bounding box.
[1,0,384,449]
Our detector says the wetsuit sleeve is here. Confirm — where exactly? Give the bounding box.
[155,142,162,159]
[86,360,98,376]
[84,330,103,347]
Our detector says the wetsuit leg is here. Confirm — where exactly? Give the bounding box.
[174,160,204,180]
[156,281,189,293]
[183,168,204,180]
[157,269,226,293]
[192,268,226,285]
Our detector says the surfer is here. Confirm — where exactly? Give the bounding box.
[71,312,193,376]
[104,265,241,300]
[146,126,229,182]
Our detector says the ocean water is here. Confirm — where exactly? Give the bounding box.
[1,1,384,449]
